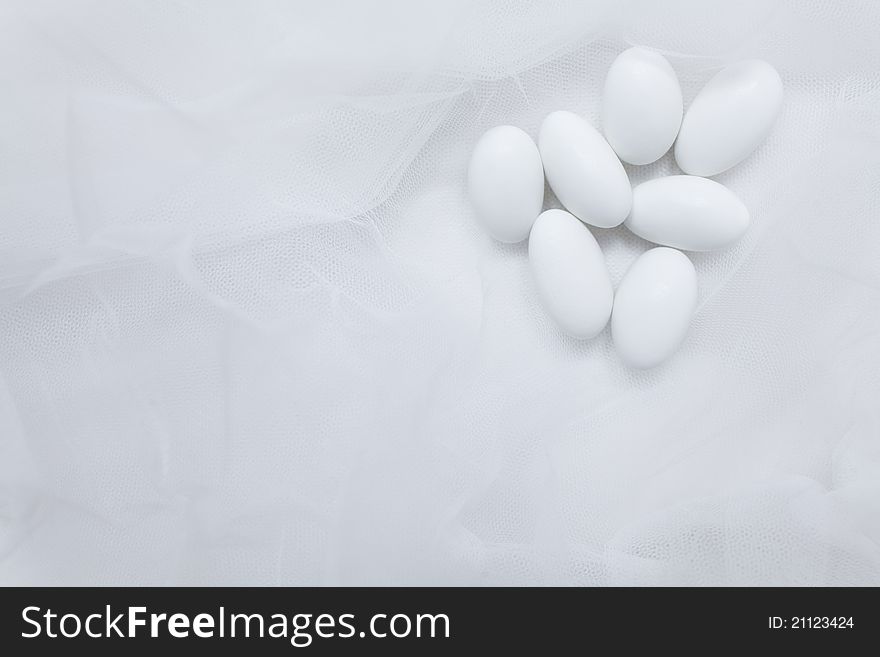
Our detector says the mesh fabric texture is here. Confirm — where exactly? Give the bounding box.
[1,0,879,585]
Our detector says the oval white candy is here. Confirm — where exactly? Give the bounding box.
[468,125,544,243]
[538,110,632,228]
[675,59,783,176]
[612,247,697,368]
[529,209,613,339]
[626,175,750,251]
[602,47,683,165]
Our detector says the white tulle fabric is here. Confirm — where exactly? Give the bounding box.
[1,0,879,585]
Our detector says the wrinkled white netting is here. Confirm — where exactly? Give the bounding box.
[1,0,879,586]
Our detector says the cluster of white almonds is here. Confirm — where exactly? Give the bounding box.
[468,48,783,368]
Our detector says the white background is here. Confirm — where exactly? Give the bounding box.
[1,0,879,585]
